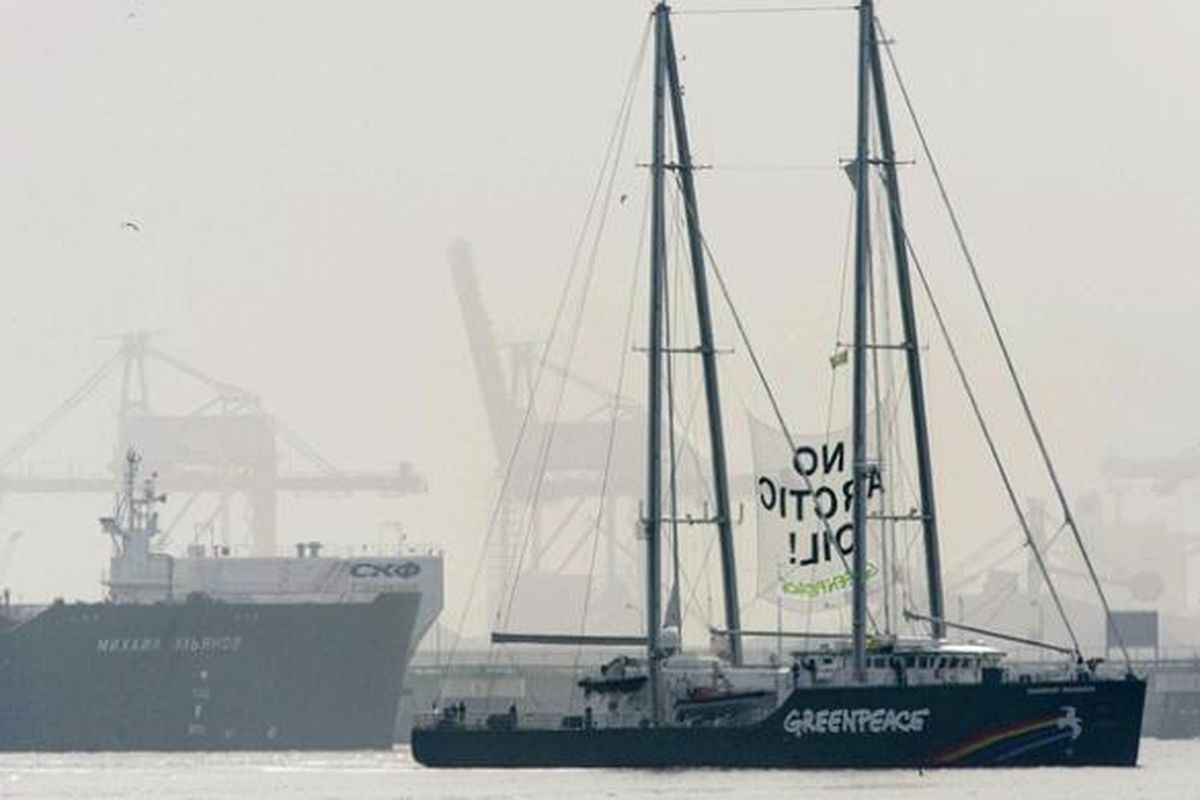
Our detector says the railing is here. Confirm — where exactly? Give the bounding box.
[415,697,779,733]
[414,709,614,732]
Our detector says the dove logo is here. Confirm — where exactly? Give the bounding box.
[1056,706,1083,740]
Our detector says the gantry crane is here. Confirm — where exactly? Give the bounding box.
[449,240,656,627]
[0,333,424,556]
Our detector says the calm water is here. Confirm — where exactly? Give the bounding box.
[0,740,1191,799]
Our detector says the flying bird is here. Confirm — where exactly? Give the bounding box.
[122,221,141,232]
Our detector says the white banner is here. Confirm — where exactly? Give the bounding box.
[749,415,882,608]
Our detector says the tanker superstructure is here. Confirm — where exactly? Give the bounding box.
[0,452,443,750]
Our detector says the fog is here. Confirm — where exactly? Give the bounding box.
[0,0,1197,650]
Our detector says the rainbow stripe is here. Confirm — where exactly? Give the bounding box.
[935,714,1065,765]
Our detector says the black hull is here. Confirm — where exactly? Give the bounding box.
[0,592,420,751]
[412,677,1145,768]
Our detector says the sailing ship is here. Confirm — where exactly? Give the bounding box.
[412,0,1145,768]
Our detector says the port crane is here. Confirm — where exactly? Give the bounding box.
[449,241,664,629]
[0,332,424,556]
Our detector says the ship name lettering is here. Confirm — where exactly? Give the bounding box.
[96,637,162,654]
[783,707,930,738]
[173,635,242,654]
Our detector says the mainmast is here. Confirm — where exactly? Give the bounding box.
[868,20,945,638]
[849,0,874,682]
[852,3,948,671]
[644,0,669,724]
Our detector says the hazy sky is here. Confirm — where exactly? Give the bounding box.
[0,1,1197,638]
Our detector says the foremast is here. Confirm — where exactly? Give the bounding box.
[644,2,743,723]
[662,10,742,667]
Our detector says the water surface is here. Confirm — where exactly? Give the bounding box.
[0,739,1188,799]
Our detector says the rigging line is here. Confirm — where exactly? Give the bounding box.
[872,163,913,634]
[823,192,856,446]
[695,231,880,636]
[664,189,712,515]
[688,552,724,629]
[901,233,1083,659]
[502,9,651,610]
[663,182,716,636]
[885,383,920,503]
[665,321,721,627]
[674,367,715,506]
[678,362,712,508]
[878,23,1130,672]
[661,177,731,626]
[867,182,899,636]
[674,5,857,15]
[443,17,652,671]
[540,494,594,572]
[665,183,683,627]
[862,144,894,629]
[708,164,845,173]
[1080,534,1127,578]
[681,160,849,544]
[499,18,648,636]
[662,186,717,626]
[573,176,654,678]
[1041,517,1070,557]
[683,530,720,625]
[900,528,917,622]
[673,381,719,627]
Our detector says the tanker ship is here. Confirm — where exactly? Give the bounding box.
[0,451,442,750]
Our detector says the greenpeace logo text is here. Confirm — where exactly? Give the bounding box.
[783,707,930,737]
